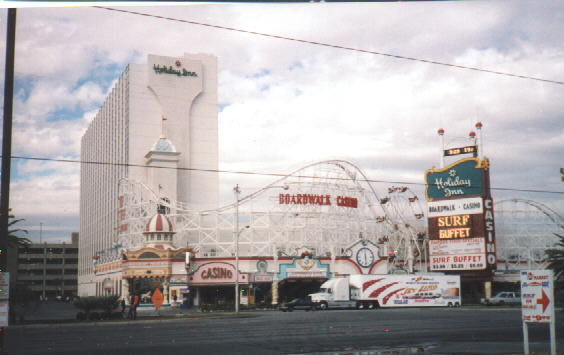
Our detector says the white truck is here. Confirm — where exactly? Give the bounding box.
[309,274,461,310]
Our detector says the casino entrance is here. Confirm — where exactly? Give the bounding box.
[278,278,326,303]
[198,285,235,306]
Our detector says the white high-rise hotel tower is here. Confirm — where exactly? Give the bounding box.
[79,54,219,295]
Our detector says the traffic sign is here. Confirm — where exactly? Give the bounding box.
[521,269,556,355]
[521,270,554,323]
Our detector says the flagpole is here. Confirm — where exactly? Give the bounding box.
[161,116,167,138]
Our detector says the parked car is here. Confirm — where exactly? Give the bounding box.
[480,292,521,306]
[279,298,317,312]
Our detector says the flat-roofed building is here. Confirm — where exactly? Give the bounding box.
[16,233,79,300]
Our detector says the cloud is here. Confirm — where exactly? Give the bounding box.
[6,2,564,236]
[11,165,79,216]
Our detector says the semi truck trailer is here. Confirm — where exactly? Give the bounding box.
[309,274,461,310]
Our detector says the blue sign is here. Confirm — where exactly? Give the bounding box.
[277,257,331,280]
[425,158,486,201]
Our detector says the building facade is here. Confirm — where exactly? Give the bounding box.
[16,233,79,300]
[79,53,219,296]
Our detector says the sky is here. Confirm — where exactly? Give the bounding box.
[0,1,563,243]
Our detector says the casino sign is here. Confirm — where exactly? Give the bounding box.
[425,156,496,272]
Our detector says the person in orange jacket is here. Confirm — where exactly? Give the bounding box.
[128,294,140,320]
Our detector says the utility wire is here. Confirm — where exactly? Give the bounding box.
[94,6,564,86]
[9,155,564,195]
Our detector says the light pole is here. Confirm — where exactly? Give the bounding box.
[233,185,244,313]
[234,224,249,313]
[233,183,289,312]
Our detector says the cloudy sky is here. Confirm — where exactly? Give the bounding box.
[1,2,563,242]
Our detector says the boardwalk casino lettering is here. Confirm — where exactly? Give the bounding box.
[279,194,358,208]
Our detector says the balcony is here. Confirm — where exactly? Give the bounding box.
[18,264,43,271]
[18,253,45,259]
[17,274,44,281]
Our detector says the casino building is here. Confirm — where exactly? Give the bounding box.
[84,52,553,307]
[91,155,425,306]
[79,53,219,297]
[78,54,434,305]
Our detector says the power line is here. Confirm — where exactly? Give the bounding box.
[94,6,564,86]
[9,155,564,195]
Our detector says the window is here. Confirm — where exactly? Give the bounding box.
[20,248,44,254]
[138,252,160,259]
[46,259,63,264]
[46,280,63,286]
[157,197,170,214]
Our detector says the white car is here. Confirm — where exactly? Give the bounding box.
[480,292,521,306]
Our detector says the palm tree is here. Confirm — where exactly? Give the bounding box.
[546,226,564,279]
[7,215,31,248]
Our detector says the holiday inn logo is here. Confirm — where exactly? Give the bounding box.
[425,158,486,201]
[153,64,198,77]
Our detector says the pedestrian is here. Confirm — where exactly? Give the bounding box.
[127,294,139,320]
[120,298,126,318]
[127,294,135,319]
[133,294,140,319]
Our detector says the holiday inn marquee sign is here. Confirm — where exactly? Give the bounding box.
[425,158,486,201]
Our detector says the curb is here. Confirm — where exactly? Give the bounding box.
[9,312,256,329]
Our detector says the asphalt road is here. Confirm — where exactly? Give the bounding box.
[6,308,564,355]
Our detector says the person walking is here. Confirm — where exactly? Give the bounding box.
[120,298,126,318]
[127,294,139,320]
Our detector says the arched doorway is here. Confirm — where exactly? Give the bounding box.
[128,277,166,304]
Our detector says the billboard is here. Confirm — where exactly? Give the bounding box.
[425,157,497,272]
[425,158,486,201]
[521,270,554,323]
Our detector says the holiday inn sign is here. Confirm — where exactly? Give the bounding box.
[424,158,487,201]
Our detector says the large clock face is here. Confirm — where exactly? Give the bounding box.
[356,247,375,268]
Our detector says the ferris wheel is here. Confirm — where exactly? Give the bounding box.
[378,186,427,272]
[494,198,563,270]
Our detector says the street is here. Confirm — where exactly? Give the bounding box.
[6,307,564,354]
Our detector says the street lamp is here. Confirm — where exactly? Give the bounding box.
[234,224,249,313]
[233,184,249,313]
[233,183,290,313]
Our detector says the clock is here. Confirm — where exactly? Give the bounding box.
[356,247,374,268]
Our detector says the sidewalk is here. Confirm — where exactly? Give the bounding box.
[15,301,201,323]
